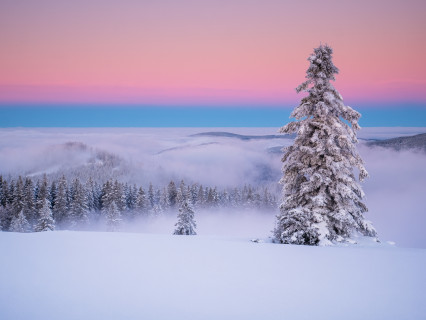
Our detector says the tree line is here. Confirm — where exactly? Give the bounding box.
[0,175,277,233]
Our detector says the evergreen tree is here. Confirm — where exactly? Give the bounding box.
[113,180,126,212]
[36,175,49,213]
[173,190,197,235]
[0,176,9,207]
[218,190,227,208]
[35,198,55,232]
[12,177,25,218]
[253,191,262,209]
[53,175,68,227]
[262,187,276,210]
[10,209,30,233]
[189,184,199,205]
[160,187,170,212]
[176,180,186,207]
[135,186,147,216]
[230,188,241,208]
[274,44,376,246]
[167,181,178,208]
[34,174,49,226]
[8,181,15,206]
[211,187,219,207]
[49,181,57,209]
[69,178,89,228]
[105,201,121,232]
[85,177,96,212]
[245,185,254,208]
[0,204,13,231]
[154,188,161,208]
[147,182,155,209]
[93,181,102,211]
[125,184,137,211]
[0,175,3,204]
[101,180,113,210]
[206,187,214,206]
[23,178,36,225]
[196,185,205,208]
[33,180,39,202]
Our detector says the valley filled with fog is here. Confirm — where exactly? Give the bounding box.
[1,127,425,247]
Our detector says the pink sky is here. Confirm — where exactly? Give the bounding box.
[1,0,425,106]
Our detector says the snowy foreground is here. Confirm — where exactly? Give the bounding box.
[1,231,425,320]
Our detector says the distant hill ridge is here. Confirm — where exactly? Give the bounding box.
[367,133,426,152]
[192,131,426,153]
[190,131,295,140]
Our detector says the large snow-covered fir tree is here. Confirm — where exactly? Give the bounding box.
[173,190,197,236]
[35,198,55,232]
[274,44,377,246]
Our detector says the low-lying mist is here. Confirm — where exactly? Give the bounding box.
[0,128,288,188]
[121,209,276,239]
[1,127,425,248]
[359,144,426,248]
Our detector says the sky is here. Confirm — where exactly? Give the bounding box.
[1,0,426,126]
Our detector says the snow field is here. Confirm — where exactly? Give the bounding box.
[1,231,425,320]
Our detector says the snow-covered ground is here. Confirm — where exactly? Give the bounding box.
[1,231,425,320]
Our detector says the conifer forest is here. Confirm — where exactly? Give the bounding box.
[0,174,277,232]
